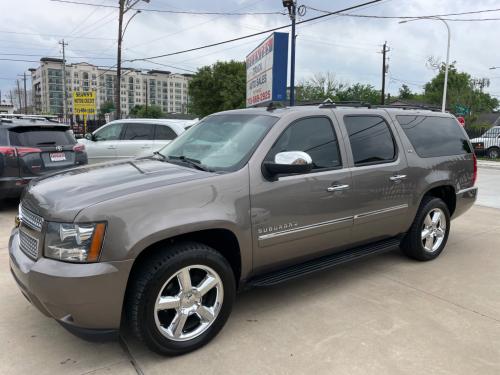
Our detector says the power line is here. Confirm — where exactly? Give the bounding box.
[0,58,39,63]
[49,0,285,15]
[127,0,385,63]
[0,30,116,40]
[306,5,500,21]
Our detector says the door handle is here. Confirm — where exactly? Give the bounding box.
[390,174,407,182]
[141,146,151,149]
[327,184,350,192]
[106,146,116,150]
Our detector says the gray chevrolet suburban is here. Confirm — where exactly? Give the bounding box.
[9,103,478,355]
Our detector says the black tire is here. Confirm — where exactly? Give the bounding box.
[487,147,500,159]
[126,242,236,355]
[401,196,450,261]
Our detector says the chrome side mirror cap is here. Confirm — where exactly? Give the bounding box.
[263,151,313,177]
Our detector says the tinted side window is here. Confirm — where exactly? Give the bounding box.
[94,123,123,141]
[155,125,177,140]
[123,123,154,141]
[0,129,7,145]
[344,116,396,165]
[397,115,471,157]
[267,117,341,170]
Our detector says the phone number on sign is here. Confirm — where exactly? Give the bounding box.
[247,90,271,105]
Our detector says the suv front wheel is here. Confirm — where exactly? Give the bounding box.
[126,242,236,355]
[401,196,450,261]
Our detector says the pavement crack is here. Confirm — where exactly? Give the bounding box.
[119,335,145,375]
[382,275,500,324]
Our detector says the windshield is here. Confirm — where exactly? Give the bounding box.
[481,128,500,138]
[159,114,278,172]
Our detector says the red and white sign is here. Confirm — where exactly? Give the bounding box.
[246,34,274,107]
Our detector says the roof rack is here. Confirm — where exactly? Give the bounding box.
[373,104,442,112]
[0,114,60,123]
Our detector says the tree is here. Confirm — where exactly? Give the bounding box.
[98,101,115,117]
[423,63,498,113]
[337,83,380,104]
[189,60,246,117]
[398,84,414,99]
[129,104,164,118]
[296,72,346,102]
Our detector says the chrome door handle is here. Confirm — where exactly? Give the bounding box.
[390,174,407,182]
[327,184,350,192]
[141,146,151,149]
[107,146,116,149]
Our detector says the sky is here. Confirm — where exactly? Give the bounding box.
[1,0,500,104]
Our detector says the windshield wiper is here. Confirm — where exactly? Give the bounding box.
[167,155,212,172]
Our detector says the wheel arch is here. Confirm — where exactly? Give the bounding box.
[420,184,456,217]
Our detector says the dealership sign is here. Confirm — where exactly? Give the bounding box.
[246,32,288,107]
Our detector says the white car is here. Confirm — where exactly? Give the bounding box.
[79,118,197,163]
[470,125,500,159]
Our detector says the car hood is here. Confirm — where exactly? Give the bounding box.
[22,158,211,222]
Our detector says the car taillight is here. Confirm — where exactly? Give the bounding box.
[472,152,477,186]
[16,147,42,156]
[73,144,85,152]
[0,146,17,157]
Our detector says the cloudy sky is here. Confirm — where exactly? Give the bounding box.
[1,0,500,103]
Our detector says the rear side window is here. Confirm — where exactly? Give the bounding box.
[267,117,341,170]
[155,125,177,140]
[0,129,7,145]
[8,127,75,146]
[123,123,154,140]
[396,115,471,157]
[344,116,396,165]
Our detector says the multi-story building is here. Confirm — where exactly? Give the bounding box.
[30,57,192,117]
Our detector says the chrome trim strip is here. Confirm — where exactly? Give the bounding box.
[258,216,353,241]
[456,187,477,195]
[353,204,409,220]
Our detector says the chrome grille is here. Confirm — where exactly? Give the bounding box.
[19,205,44,232]
[19,230,39,260]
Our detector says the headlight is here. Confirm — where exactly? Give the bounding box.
[44,222,106,263]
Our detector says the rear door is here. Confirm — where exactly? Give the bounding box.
[116,123,155,159]
[153,124,178,151]
[7,126,81,177]
[339,112,411,244]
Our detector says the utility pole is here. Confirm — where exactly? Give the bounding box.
[59,39,68,123]
[283,0,297,106]
[116,0,147,120]
[381,41,389,105]
[23,72,28,114]
[16,80,22,113]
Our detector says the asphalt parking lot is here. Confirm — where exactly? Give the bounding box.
[1,167,499,375]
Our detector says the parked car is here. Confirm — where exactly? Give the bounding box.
[470,126,500,158]
[0,116,87,198]
[78,118,197,163]
[10,103,477,355]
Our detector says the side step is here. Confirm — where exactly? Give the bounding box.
[248,237,402,287]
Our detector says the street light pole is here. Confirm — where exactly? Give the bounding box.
[115,0,148,120]
[283,0,297,106]
[400,17,450,112]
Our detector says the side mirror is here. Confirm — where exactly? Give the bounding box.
[84,133,94,141]
[263,151,313,177]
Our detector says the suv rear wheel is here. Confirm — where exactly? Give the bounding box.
[401,196,450,261]
[126,242,236,355]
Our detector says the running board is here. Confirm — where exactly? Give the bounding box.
[248,237,402,287]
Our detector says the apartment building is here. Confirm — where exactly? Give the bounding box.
[30,57,192,117]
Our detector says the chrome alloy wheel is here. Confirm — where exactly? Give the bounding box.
[421,208,447,252]
[154,265,224,342]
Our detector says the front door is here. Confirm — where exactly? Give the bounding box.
[250,115,354,272]
[86,122,124,163]
[340,113,411,243]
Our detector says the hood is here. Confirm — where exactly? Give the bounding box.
[22,158,211,221]
[470,137,486,143]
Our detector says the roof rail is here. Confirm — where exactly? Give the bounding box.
[295,99,372,108]
[374,104,442,112]
[0,114,60,122]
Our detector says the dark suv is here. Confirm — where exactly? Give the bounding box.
[0,116,87,198]
[9,104,477,355]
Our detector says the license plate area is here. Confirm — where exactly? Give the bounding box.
[49,152,66,162]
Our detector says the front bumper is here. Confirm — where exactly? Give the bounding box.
[9,228,134,340]
[453,186,478,219]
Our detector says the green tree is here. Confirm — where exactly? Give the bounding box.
[98,101,115,117]
[336,83,380,104]
[129,104,165,118]
[296,72,346,102]
[398,84,414,99]
[189,60,246,117]
[423,63,498,113]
